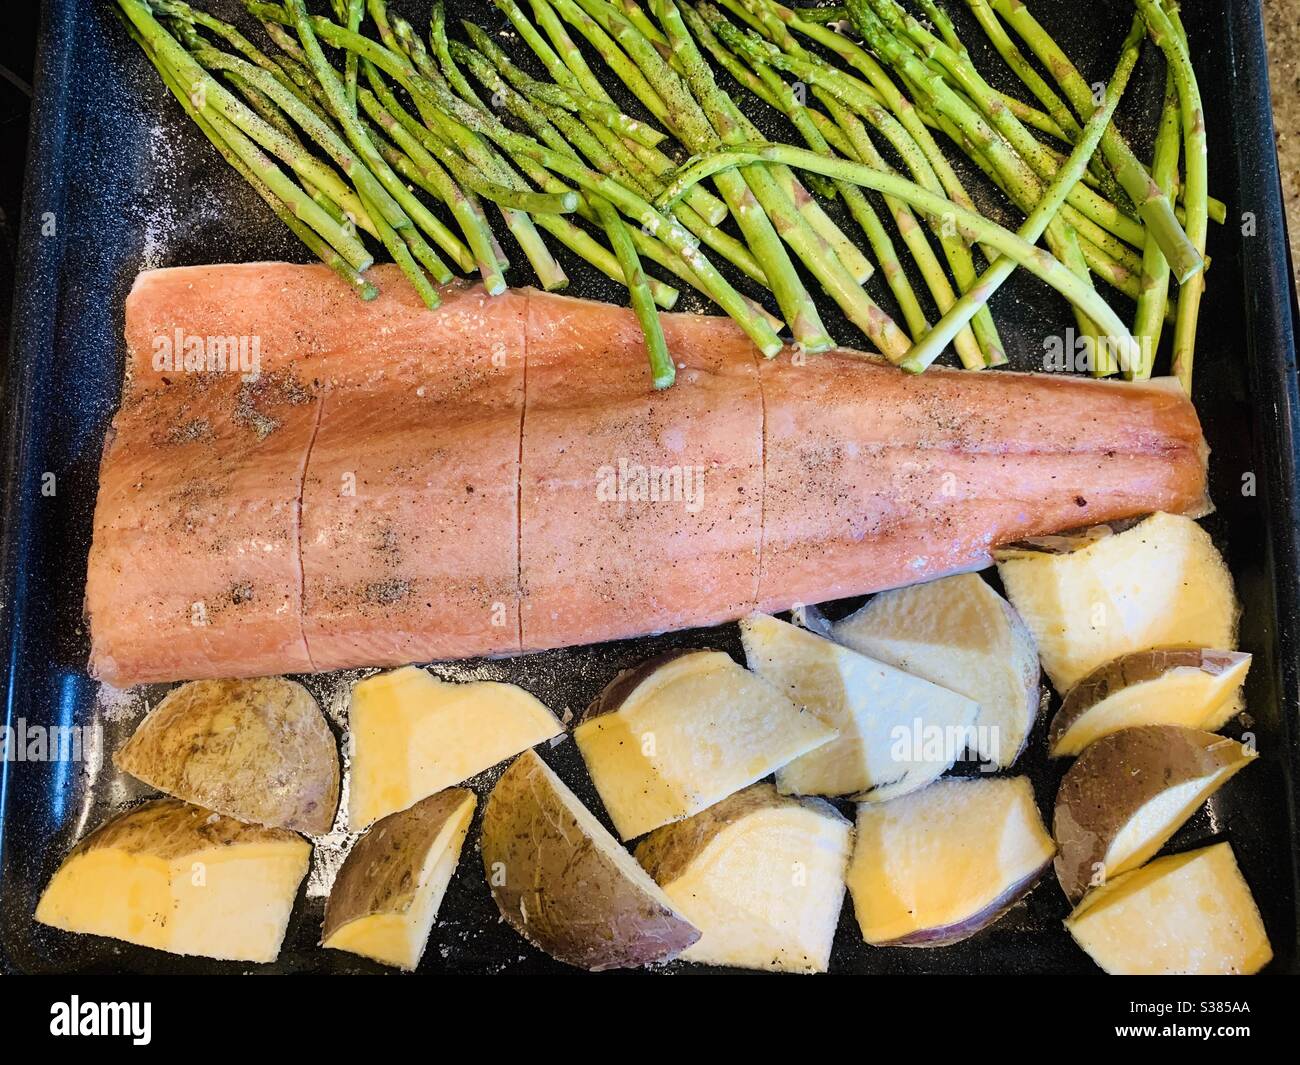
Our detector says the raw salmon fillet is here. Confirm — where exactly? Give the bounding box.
[86,264,1209,686]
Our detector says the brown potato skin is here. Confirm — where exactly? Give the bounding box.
[634,781,848,886]
[58,797,305,863]
[323,789,474,941]
[114,678,340,835]
[1053,725,1255,904]
[1049,649,1249,755]
[481,750,699,971]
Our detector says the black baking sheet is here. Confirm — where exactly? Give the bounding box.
[1,0,1298,974]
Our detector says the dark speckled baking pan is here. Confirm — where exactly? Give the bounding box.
[1,0,1297,973]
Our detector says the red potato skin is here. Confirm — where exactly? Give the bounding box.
[88,265,1209,685]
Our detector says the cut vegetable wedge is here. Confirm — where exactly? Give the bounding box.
[741,613,978,800]
[846,777,1055,946]
[480,750,699,970]
[574,650,836,839]
[832,574,1041,768]
[634,782,852,973]
[348,666,562,830]
[1065,842,1272,974]
[1053,726,1256,903]
[994,513,1237,692]
[114,677,339,835]
[1049,648,1250,756]
[35,799,310,963]
[323,788,476,970]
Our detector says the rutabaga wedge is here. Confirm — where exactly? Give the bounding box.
[573,650,836,840]
[994,513,1237,692]
[35,799,310,963]
[1049,649,1250,756]
[323,789,476,971]
[1065,842,1272,974]
[832,574,1041,768]
[348,666,563,830]
[481,750,700,971]
[1053,726,1255,903]
[114,677,339,835]
[634,782,852,974]
[847,777,1055,946]
[740,614,978,801]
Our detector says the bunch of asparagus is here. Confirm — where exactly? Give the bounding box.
[113,0,1214,391]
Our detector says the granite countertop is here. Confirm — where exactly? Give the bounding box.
[1264,0,1298,291]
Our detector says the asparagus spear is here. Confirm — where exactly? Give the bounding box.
[452,33,688,273]
[719,9,1002,363]
[730,0,1006,363]
[479,8,769,284]
[641,0,906,354]
[117,3,377,299]
[599,199,675,388]
[368,45,672,308]
[1136,0,1206,393]
[364,0,568,291]
[870,0,1145,252]
[282,0,459,297]
[343,0,363,112]
[902,16,1144,372]
[255,3,778,349]
[657,142,1143,372]
[614,0,878,284]
[166,16,366,232]
[447,39,685,309]
[792,3,847,21]
[573,0,835,350]
[118,0,375,271]
[155,0,330,120]
[687,7,932,342]
[394,48,786,351]
[847,0,1107,353]
[358,68,513,286]
[960,0,1124,199]
[988,0,1201,283]
[723,13,990,364]
[531,0,730,225]
[188,43,470,279]
[1132,69,1180,378]
[459,6,672,372]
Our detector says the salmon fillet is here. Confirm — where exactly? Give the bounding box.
[86,263,1209,686]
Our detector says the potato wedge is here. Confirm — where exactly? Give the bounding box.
[574,650,836,840]
[1065,842,1272,974]
[348,666,562,830]
[35,798,310,963]
[1053,726,1255,903]
[323,788,475,970]
[833,574,1041,768]
[1049,649,1250,756]
[481,750,699,971]
[741,613,978,800]
[847,777,1054,946]
[994,512,1237,692]
[634,782,852,974]
[113,677,339,835]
